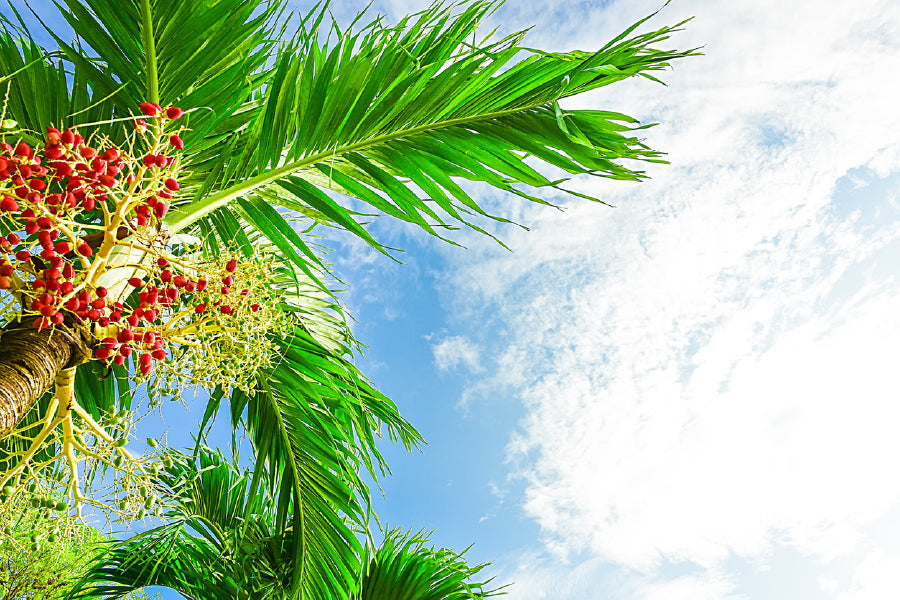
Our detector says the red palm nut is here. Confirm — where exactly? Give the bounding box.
[65,298,80,311]
[220,305,233,315]
[38,230,52,249]
[142,153,157,167]
[28,179,46,191]
[82,196,95,211]
[79,147,97,160]
[225,259,238,273]
[24,221,39,235]
[94,347,111,359]
[78,243,93,257]
[109,311,121,322]
[51,312,64,325]
[102,148,120,161]
[98,174,115,188]
[44,146,63,160]
[91,298,105,309]
[164,178,179,191]
[194,304,206,313]
[117,329,134,343]
[119,345,133,357]
[134,118,147,131]
[196,279,208,291]
[173,275,187,288]
[251,304,260,312]
[39,248,56,261]
[60,129,75,144]
[151,349,166,360]
[0,265,12,276]
[87,309,101,321]
[184,280,196,292]
[15,250,31,262]
[153,202,167,218]
[240,288,249,297]
[128,277,143,287]
[62,264,75,279]
[160,269,172,283]
[7,233,20,245]
[136,214,148,226]
[60,282,74,294]
[169,135,184,149]
[43,268,60,280]
[127,314,139,327]
[222,275,234,286]
[0,276,9,289]
[37,217,52,230]
[143,332,156,345]
[113,355,126,366]
[40,306,56,317]
[14,142,32,158]
[54,241,70,254]
[156,258,168,267]
[154,154,169,168]
[166,106,184,120]
[96,286,108,298]
[139,102,159,116]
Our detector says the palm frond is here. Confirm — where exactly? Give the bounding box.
[165,0,699,251]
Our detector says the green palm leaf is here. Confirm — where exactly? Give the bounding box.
[355,528,505,600]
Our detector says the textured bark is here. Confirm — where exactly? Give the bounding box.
[0,319,93,437]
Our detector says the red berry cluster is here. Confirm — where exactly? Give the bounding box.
[0,104,183,334]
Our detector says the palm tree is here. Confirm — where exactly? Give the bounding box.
[0,0,695,597]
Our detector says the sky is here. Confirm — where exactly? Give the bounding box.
[4,0,900,599]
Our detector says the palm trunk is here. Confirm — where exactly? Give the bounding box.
[0,320,93,437]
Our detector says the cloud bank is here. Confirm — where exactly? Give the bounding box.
[422,0,900,597]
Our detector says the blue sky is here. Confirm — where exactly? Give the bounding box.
[4,0,900,599]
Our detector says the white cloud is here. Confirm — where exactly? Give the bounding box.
[425,0,900,597]
[837,551,900,600]
[431,335,483,372]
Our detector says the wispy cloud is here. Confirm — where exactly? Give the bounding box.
[431,335,483,372]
